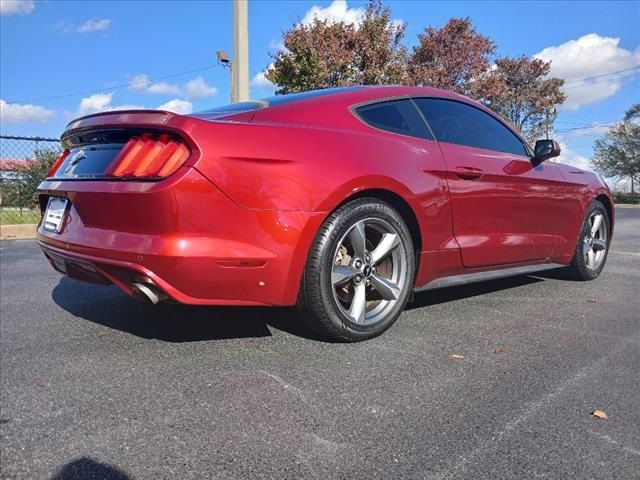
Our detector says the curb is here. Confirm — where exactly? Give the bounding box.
[0,224,38,240]
[616,204,640,209]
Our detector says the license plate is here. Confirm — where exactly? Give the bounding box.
[43,197,69,233]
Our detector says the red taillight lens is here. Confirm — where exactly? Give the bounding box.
[48,149,70,177]
[105,133,190,179]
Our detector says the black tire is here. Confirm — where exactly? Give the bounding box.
[566,200,611,280]
[297,198,416,342]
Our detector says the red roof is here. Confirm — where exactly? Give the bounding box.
[0,159,30,170]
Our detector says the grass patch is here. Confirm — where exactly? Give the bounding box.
[0,208,40,225]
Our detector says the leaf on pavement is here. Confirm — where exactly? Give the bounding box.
[592,409,608,420]
[495,347,505,353]
[451,354,464,360]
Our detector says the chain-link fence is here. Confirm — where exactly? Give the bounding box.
[0,135,61,225]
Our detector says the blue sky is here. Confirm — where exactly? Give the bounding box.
[1,0,639,175]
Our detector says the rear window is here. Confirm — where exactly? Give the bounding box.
[264,86,362,106]
[195,87,363,115]
[355,99,434,140]
[196,101,267,115]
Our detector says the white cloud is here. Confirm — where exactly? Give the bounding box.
[76,93,144,116]
[535,34,640,110]
[76,18,111,33]
[128,74,180,95]
[251,71,274,88]
[128,74,151,92]
[184,76,217,99]
[146,82,182,96]
[0,0,35,16]
[301,0,365,26]
[74,93,193,117]
[78,93,113,115]
[300,0,403,29]
[251,63,275,89]
[555,142,593,172]
[0,99,54,123]
[157,99,193,114]
[57,18,112,34]
[129,74,216,99]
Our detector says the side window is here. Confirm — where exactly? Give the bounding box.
[413,98,528,156]
[356,99,434,140]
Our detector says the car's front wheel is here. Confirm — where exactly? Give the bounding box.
[566,199,611,280]
[297,198,416,341]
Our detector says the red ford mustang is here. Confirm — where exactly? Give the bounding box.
[37,86,614,341]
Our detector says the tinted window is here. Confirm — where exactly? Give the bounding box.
[356,100,433,140]
[414,98,528,156]
[265,87,363,106]
[194,87,363,115]
[196,101,266,114]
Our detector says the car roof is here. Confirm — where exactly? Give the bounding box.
[260,85,480,109]
[244,85,488,125]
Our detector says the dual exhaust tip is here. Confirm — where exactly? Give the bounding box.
[132,282,166,305]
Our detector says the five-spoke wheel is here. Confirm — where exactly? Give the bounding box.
[297,198,415,341]
[568,200,610,280]
[331,218,408,326]
[582,211,607,271]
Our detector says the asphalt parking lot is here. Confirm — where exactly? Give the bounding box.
[1,208,639,480]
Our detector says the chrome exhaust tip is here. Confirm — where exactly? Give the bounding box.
[132,282,164,305]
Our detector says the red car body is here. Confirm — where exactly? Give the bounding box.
[37,86,614,307]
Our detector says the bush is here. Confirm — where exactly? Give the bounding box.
[612,192,639,204]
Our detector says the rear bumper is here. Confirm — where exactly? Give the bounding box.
[37,167,325,306]
[38,240,271,305]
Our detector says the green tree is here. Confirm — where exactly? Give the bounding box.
[265,0,407,93]
[485,56,566,142]
[592,103,640,196]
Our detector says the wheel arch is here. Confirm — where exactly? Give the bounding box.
[595,193,614,233]
[335,188,423,258]
[282,186,427,305]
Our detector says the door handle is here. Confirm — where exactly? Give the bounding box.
[455,166,484,180]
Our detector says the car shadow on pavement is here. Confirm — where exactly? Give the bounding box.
[407,274,544,310]
[52,277,319,342]
[53,274,551,342]
[50,457,130,480]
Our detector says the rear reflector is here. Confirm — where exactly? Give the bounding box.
[105,133,189,179]
[48,149,71,177]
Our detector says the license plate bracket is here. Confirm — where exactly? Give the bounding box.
[43,197,69,233]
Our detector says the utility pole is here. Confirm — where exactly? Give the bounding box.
[545,107,556,140]
[232,0,249,103]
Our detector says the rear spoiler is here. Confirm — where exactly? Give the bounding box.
[62,110,179,144]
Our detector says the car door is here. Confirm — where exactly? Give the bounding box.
[413,97,572,268]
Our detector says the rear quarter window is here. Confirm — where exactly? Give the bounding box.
[355,99,434,140]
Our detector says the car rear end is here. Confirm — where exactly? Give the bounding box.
[36,109,321,307]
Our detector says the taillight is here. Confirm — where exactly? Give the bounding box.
[105,133,190,179]
[48,149,70,177]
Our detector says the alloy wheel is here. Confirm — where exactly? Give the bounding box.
[331,218,408,326]
[583,212,607,271]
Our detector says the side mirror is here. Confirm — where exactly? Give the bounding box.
[533,139,561,163]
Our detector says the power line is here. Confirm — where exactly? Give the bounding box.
[554,120,621,133]
[563,65,640,86]
[562,67,640,90]
[5,64,217,104]
[4,62,639,105]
